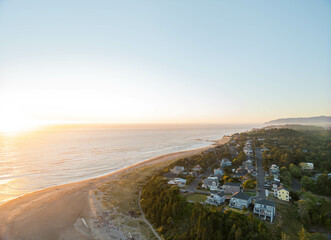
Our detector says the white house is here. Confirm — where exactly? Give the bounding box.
[206,191,226,206]
[192,164,202,172]
[168,178,186,187]
[214,168,224,178]
[269,164,280,175]
[203,177,219,191]
[170,166,185,175]
[221,158,232,168]
[229,192,252,209]
[243,147,253,156]
[261,147,269,152]
[253,199,276,222]
[299,162,314,170]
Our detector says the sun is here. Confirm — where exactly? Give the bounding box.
[0,111,40,136]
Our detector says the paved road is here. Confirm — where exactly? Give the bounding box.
[138,191,162,240]
[255,148,266,199]
[292,178,301,192]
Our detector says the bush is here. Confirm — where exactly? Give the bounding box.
[290,191,299,201]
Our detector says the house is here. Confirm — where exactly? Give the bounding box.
[261,147,269,152]
[222,182,241,194]
[243,159,252,165]
[299,162,314,170]
[170,166,185,175]
[203,177,219,191]
[251,170,257,177]
[168,178,186,187]
[270,180,281,192]
[269,164,280,175]
[234,168,248,178]
[229,192,252,209]
[273,174,280,181]
[243,147,253,156]
[192,164,202,172]
[214,168,224,178]
[221,158,232,168]
[275,186,290,201]
[253,199,276,222]
[245,164,255,173]
[206,191,226,206]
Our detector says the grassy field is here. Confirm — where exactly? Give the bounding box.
[186,193,208,203]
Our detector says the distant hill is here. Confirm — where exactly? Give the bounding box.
[263,124,326,132]
[265,116,331,127]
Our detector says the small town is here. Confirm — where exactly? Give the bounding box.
[164,133,328,225]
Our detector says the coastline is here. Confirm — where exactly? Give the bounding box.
[0,135,230,240]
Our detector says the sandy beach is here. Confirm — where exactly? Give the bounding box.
[0,136,230,240]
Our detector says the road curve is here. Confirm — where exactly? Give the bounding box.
[138,190,162,240]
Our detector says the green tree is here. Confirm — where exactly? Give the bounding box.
[281,232,290,240]
[301,176,316,191]
[289,164,301,178]
[235,227,242,240]
[298,226,309,240]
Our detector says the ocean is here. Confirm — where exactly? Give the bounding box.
[0,124,255,204]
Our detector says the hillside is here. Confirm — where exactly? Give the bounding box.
[265,116,331,127]
[263,124,326,132]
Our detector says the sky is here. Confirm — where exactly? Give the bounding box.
[0,0,330,131]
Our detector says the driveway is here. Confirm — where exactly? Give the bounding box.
[255,148,266,199]
[292,178,301,192]
[186,177,211,195]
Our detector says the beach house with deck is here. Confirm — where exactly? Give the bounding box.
[205,191,226,206]
[253,199,276,222]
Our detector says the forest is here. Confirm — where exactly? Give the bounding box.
[141,176,273,240]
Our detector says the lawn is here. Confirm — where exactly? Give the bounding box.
[186,193,208,203]
[245,191,257,196]
[224,206,245,214]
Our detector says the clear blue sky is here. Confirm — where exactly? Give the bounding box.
[0,0,330,127]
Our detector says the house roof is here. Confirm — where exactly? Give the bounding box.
[245,165,255,171]
[255,199,275,207]
[217,191,225,197]
[277,185,289,191]
[192,165,202,171]
[204,177,219,186]
[173,166,184,171]
[231,192,251,200]
[224,182,241,187]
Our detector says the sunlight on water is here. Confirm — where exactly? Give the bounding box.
[0,124,255,204]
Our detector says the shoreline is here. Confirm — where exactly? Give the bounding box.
[0,135,231,239]
[0,142,215,207]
